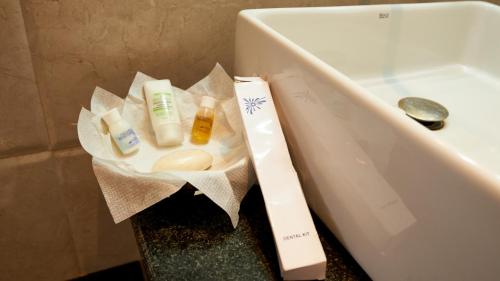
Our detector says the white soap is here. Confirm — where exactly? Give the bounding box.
[152,149,213,172]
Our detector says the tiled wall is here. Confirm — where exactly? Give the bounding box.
[0,0,48,156]
[1,0,495,280]
[0,2,140,275]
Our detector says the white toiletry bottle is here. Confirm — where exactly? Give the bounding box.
[102,108,140,155]
[143,80,184,146]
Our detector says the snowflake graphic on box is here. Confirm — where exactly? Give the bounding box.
[243,97,266,115]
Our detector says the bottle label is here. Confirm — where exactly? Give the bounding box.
[115,128,140,152]
[152,92,179,121]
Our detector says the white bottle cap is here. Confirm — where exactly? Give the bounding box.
[102,108,122,125]
[156,123,184,146]
[200,96,217,109]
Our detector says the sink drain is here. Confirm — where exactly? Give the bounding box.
[398,97,449,130]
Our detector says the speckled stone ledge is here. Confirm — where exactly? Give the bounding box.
[131,186,371,281]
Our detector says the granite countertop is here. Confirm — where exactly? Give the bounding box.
[131,186,371,281]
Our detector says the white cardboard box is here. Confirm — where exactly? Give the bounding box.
[234,77,327,280]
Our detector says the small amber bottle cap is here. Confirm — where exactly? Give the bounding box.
[200,96,216,109]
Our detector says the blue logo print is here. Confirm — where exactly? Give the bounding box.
[243,97,266,115]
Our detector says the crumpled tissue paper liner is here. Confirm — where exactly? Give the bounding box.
[77,64,255,227]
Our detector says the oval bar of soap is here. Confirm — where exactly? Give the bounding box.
[152,149,213,172]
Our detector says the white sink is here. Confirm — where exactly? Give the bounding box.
[235,2,500,280]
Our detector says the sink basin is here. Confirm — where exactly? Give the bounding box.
[235,2,500,280]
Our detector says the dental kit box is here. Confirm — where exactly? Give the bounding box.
[234,77,327,280]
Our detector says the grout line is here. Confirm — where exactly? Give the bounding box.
[0,146,49,160]
[17,0,57,150]
[0,144,84,160]
[51,148,87,276]
[53,145,86,157]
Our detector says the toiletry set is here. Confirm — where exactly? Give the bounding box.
[102,78,217,172]
[78,66,326,280]
[102,76,327,280]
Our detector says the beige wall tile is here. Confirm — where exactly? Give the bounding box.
[53,148,139,274]
[19,0,367,148]
[0,152,80,281]
[0,0,49,156]
[15,0,500,148]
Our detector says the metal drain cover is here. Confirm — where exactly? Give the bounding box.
[398,97,449,130]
